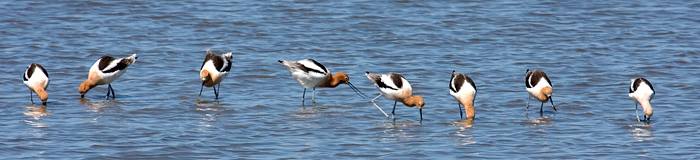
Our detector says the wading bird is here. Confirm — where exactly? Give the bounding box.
[79,54,137,99]
[366,71,424,120]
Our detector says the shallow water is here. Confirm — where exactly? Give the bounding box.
[2,0,700,159]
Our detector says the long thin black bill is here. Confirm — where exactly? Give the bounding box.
[348,82,367,98]
[550,96,558,112]
[419,108,423,120]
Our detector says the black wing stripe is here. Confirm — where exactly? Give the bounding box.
[24,64,35,81]
[368,72,398,90]
[304,66,326,74]
[212,56,224,71]
[307,59,328,75]
[525,70,533,88]
[389,73,404,89]
[529,73,541,88]
[527,69,551,88]
[630,78,638,93]
[222,59,232,72]
[631,78,654,93]
[377,81,399,90]
[452,74,465,93]
[98,56,116,71]
[103,58,130,73]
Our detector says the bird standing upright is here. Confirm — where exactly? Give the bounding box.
[279,59,366,104]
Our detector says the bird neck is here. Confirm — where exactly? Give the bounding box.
[200,70,212,81]
[536,86,552,102]
[403,96,421,107]
[79,79,97,94]
[35,87,48,103]
[640,101,653,118]
[461,97,475,119]
[320,72,343,88]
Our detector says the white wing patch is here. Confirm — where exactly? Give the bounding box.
[100,58,121,72]
[380,74,400,90]
[298,59,327,75]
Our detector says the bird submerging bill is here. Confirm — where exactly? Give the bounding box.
[279,59,366,105]
[629,77,654,122]
[23,63,50,105]
[450,70,477,119]
[525,69,558,114]
[366,71,424,120]
[199,49,232,99]
[79,54,138,99]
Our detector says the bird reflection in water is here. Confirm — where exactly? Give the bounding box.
[630,123,655,142]
[452,119,476,146]
[79,98,117,112]
[453,119,475,128]
[24,105,50,120]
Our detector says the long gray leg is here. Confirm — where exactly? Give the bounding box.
[105,84,111,99]
[371,93,383,102]
[213,83,220,99]
[459,102,463,119]
[370,100,389,118]
[391,101,397,119]
[312,87,316,104]
[635,103,641,122]
[302,88,306,104]
[540,103,544,114]
[110,84,115,99]
[526,95,531,113]
[369,93,388,118]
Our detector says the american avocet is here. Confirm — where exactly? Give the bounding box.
[366,71,424,120]
[525,69,558,113]
[629,77,654,122]
[199,49,232,99]
[450,70,477,119]
[278,59,366,104]
[79,54,138,99]
[23,63,49,105]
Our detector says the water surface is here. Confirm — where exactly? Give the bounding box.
[2,0,700,159]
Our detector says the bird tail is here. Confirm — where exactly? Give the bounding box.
[124,54,138,65]
[365,71,381,83]
[222,52,232,60]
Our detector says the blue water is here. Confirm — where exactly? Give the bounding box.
[2,0,700,159]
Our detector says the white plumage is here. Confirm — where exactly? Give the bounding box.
[629,77,655,122]
[199,49,233,99]
[23,63,49,104]
[525,69,557,113]
[366,72,424,120]
[450,71,476,119]
[79,54,138,99]
[279,59,365,104]
[280,59,329,89]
